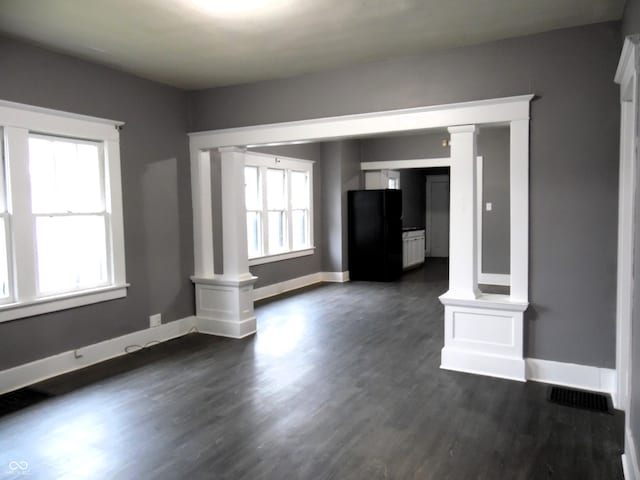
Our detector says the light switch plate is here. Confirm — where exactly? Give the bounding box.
[486,202,492,211]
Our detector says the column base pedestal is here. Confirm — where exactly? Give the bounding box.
[192,275,258,339]
[439,291,528,382]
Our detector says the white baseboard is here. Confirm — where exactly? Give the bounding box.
[624,428,640,480]
[526,358,617,401]
[253,271,349,301]
[478,273,510,286]
[441,347,526,382]
[196,316,256,339]
[321,271,350,283]
[0,316,197,395]
[253,272,323,301]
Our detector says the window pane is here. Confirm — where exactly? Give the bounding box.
[268,211,286,254]
[246,211,261,258]
[290,171,308,209]
[291,209,308,250]
[36,216,108,294]
[244,166,260,210]
[29,136,103,214]
[266,169,286,210]
[0,220,9,299]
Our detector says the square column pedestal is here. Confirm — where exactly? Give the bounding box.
[193,275,258,338]
[440,294,528,381]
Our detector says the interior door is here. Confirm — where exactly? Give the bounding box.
[426,175,450,257]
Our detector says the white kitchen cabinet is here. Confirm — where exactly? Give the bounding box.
[365,170,400,190]
[402,229,426,270]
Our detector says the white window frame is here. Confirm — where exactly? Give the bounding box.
[0,99,127,322]
[244,151,314,266]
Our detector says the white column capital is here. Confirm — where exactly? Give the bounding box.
[218,146,247,154]
[448,125,477,134]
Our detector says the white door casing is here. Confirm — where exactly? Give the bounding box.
[615,36,639,413]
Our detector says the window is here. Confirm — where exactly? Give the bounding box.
[0,100,127,322]
[244,152,313,265]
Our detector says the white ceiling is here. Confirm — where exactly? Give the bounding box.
[0,0,625,90]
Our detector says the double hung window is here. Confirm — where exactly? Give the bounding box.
[0,100,127,322]
[244,153,313,265]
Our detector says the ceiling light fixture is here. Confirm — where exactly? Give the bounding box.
[192,0,288,16]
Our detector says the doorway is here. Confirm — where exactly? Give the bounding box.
[426,174,450,258]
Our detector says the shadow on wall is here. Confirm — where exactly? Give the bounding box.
[142,157,193,321]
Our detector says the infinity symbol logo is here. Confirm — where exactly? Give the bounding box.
[8,461,29,471]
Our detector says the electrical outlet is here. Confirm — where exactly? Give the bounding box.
[149,313,161,328]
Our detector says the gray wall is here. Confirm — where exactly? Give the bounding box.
[320,142,343,273]
[478,127,510,275]
[189,22,621,368]
[623,0,640,36]
[320,140,361,273]
[247,143,323,288]
[0,36,194,370]
[360,132,449,161]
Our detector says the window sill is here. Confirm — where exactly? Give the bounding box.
[0,284,129,323]
[249,247,315,266]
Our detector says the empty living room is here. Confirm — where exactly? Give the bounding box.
[1,0,640,478]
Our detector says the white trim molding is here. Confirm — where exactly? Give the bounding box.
[526,358,616,400]
[189,95,534,149]
[253,271,349,302]
[0,315,196,395]
[360,157,451,170]
[440,293,526,381]
[615,35,639,414]
[249,248,315,266]
[321,271,350,283]
[192,275,258,339]
[624,428,640,480]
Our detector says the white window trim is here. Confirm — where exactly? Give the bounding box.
[0,99,127,323]
[244,151,314,265]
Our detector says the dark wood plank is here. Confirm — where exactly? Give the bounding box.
[0,259,624,479]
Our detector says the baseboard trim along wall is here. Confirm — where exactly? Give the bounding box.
[0,316,197,396]
[253,271,350,301]
[623,428,640,480]
[526,358,617,403]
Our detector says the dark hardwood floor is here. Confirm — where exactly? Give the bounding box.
[0,259,624,479]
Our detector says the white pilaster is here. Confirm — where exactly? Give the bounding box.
[190,148,214,278]
[446,125,480,299]
[219,147,253,281]
[190,146,257,339]
[509,119,529,303]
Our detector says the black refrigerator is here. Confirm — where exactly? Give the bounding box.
[348,189,403,282]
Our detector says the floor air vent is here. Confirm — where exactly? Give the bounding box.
[0,388,54,417]
[548,386,611,413]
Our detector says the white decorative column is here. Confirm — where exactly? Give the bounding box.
[440,125,527,382]
[509,119,529,304]
[191,146,258,339]
[446,125,480,299]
